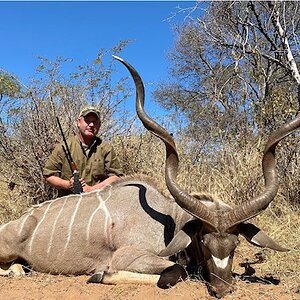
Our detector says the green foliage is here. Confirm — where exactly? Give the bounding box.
[0,71,21,100]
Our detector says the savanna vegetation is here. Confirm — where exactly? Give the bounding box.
[0,1,299,297]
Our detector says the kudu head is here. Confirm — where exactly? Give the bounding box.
[113,56,298,298]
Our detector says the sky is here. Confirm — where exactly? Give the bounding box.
[0,1,199,114]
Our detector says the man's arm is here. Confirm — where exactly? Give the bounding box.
[45,175,73,191]
[82,175,120,192]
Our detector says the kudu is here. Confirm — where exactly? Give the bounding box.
[0,56,298,298]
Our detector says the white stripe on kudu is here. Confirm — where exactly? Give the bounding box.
[18,210,34,236]
[100,188,113,247]
[86,195,103,242]
[47,197,68,256]
[86,188,113,246]
[28,201,54,254]
[63,194,83,255]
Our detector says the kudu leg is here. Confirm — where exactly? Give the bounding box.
[0,263,25,276]
[88,246,187,288]
[87,270,160,285]
[0,224,20,264]
[0,215,37,265]
[0,222,27,277]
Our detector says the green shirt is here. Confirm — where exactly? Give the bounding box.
[43,134,123,197]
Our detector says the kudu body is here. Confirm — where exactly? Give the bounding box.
[0,56,298,298]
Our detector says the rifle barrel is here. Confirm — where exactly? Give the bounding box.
[56,117,83,194]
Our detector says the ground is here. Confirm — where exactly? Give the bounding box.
[0,246,299,300]
[0,273,299,300]
[1,245,299,300]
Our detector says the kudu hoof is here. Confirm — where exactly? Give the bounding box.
[86,272,104,284]
[157,264,187,289]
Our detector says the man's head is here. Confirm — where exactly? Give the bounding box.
[77,106,101,143]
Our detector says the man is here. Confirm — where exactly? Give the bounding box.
[43,106,123,197]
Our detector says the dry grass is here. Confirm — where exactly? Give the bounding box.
[0,179,31,224]
[0,134,299,289]
[252,203,300,279]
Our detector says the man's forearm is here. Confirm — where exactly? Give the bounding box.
[45,175,72,191]
[84,175,120,192]
[46,175,121,193]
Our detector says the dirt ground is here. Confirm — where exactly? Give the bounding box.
[0,269,299,300]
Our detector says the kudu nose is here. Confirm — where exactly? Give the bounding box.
[211,284,234,298]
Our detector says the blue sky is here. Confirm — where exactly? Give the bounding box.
[1,1,198,114]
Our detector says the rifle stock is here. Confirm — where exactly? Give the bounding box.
[72,169,83,194]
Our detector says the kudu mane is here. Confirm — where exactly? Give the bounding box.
[116,175,221,208]
[113,174,163,191]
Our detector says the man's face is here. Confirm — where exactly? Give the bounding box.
[77,113,101,138]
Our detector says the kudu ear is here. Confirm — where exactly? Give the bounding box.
[238,223,289,252]
[159,220,202,257]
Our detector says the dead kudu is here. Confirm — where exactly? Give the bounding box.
[0,56,299,298]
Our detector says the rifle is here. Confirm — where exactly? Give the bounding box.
[56,117,83,194]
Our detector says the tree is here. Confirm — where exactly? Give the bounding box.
[154,1,300,156]
[153,1,300,206]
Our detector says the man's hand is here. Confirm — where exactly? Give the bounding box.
[69,177,85,193]
[80,178,93,193]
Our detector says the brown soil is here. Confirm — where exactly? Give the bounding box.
[0,271,299,300]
